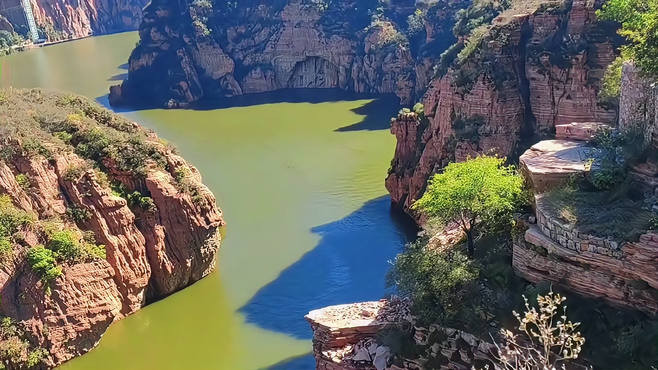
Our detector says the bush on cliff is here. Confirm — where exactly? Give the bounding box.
[386,240,482,326]
[598,0,658,79]
[27,246,62,284]
[412,156,524,257]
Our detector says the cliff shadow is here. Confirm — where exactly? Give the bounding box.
[237,195,418,342]
[108,73,128,81]
[96,89,400,131]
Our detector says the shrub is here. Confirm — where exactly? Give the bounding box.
[82,243,106,260]
[48,230,82,262]
[598,0,658,79]
[53,131,73,144]
[492,292,585,370]
[63,163,89,182]
[0,196,33,239]
[22,139,51,159]
[27,246,62,283]
[386,240,480,325]
[66,204,91,223]
[0,238,13,259]
[14,174,30,190]
[588,127,645,190]
[26,348,47,368]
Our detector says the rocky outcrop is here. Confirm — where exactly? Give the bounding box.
[305,300,497,370]
[513,211,658,314]
[108,0,468,108]
[519,139,590,192]
[0,88,224,368]
[386,0,619,219]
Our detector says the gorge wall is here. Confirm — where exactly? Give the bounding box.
[29,0,149,39]
[108,0,468,108]
[385,0,620,219]
[0,0,148,40]
[0,88,224,369]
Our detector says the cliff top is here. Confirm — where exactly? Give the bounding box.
[305,298,411,328]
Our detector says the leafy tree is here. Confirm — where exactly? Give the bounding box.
[413,156,524,257]
[386,240,480,325]
[598,0,658,78]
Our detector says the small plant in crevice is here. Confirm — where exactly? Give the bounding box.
[14,174,31,191]
[174,168,206,206]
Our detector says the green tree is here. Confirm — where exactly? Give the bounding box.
[598,0,658,78]
[412,156,524,257]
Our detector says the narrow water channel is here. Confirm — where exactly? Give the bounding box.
[0,32,415,369]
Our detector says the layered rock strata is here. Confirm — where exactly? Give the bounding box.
[108,0,468,108]
[513,210,658,314]
[0,88,225,368]
[28,0,149,39]
[386,0,618,219]
[305,300,497,370]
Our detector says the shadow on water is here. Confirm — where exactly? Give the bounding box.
[261,354,315,370]
[117,63,129,70]
[96,88,400,131]
[107,73,128,81]
[237,196,418,342]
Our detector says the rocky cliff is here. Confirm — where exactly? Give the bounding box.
[385,0,621,220]
[108,0,468,108]
[28,0,149,40]
[0,88,224,369]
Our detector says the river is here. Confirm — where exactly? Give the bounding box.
[0,32,415,369]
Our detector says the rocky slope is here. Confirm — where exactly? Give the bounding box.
[0,88,224,369]
[108,0,468,108]
[385,0,621,219]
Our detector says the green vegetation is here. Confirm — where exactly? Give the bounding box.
[598,0,658,79]
[413,156,524,257]
[174,168,206,206]
[0,316,48,369]
[66,204,92,223]
[0,30,24,56]
[0,89,167,177]
[386,240,479,324]
[599,56,627,106]
[110,181,157,212]
[588,127,645,190]
[14,174,31,190]
[27,246,62,283]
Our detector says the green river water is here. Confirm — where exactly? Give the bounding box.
[0,32,413,369]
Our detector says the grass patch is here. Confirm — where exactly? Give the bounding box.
[538,186,652,241]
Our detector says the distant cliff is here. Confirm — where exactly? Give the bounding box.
[385,0,622,219]
[108,0,468,108]
[0,88,224,369]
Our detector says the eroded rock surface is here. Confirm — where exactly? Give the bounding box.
[109,0,468,108]
[386,0,619,220]
[0,89,225,368]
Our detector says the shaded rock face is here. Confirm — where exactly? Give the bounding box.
[27,0,149,39]
[109,0,467,108]
[385,0,619,220]
[0,90,224,368]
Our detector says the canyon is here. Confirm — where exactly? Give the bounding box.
[0,88,224,369]
[107,0,468,108]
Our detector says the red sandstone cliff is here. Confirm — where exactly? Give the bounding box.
[385,0,619,220]
[32,0,148,39]
[108,0,467,108]
[0,88,224,369]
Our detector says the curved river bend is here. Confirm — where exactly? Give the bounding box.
[0,32,414,369]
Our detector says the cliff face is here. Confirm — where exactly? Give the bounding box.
[385,0,619,219]
[27,0,148,40]
[0,88,224,369]
[108,0,467,108]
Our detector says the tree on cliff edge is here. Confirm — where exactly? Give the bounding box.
[413,156,524,257]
